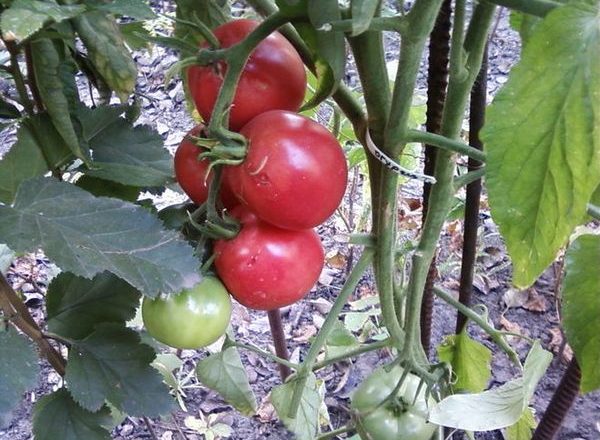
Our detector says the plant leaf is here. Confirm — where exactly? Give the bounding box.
[0,326,40,424]
[429,342,551,431]
[437,330,492,393]
[93,0,155,20]
[0,0,85,41]
[0,97,21,119]
[504,407,536,440]
[32,388,111,440]
[562,234,600,392]
[0,177,201,297]
[47,271,140,339]
[350,0,379,36]
[75,175,140,201]
[196,346,257,416]
[271,373,320,440]
[66,323,174,416]
[482,3,600,288]
[175,0,228,52]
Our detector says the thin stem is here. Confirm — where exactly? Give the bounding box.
[433,286,521,367]
[407,129,486,162]
[312,338,391,371]
[267,309,292,380]
[484,0,559,17]
[143,416,159,440]
[287,249,374,418]
[329,16,407,33]
[587,203,600,220]
[454,168,486,189]
[229,341,299,370]
[4,40,34,115]
[316,425,355,440]
[24,43,44,112]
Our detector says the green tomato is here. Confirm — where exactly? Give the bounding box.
[142,276,231,349]
[351,365,438,440]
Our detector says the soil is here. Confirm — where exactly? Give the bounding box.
[1,2,599,440]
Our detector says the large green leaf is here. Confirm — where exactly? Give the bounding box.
[562,234,600,392]
[0,326,40,422]
[437,330,492,393]
[0,177,201,297]
[271,373,320,440]
[429,342,552,431]
[482,2,600,288]
[47,272,140,339]
[32,388,111,440]
[66,323,173,416]
[0,0,85,41]
[196,346,257,416]
[75,175,140,201]
[505,407,536,440]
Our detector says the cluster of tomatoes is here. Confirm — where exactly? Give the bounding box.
[143,19,348,350]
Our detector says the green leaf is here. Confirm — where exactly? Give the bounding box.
[93,0,155,20]
[153,353,183,391]
[75,175,140,202]
[509,11,540,47]
[505,407,536,440]
[437,330,492,393]
[47,272,141,339]
[0,97,21,119]
[76,105,125,140]
[350,0,379,36]
[0,177,201,297]
[562,234,600,392]
[271,372,320,440]
[0,326,40,421]
[0,0,85,41]
[482,3,600,288]
[0,244,15,274]
[429,341,552,431]
[84,119,173,187]
[324,320,359,359]
[66,323,174,416]
[196,346,257,416]
[120,21,151,50]
[175,0,228,51]
[32,388,111,440]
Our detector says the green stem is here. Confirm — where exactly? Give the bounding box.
[4,40,34,115]
[312,338,391,371]
[329,16,407,33]
[407,129,486,162]
[287,249,374,418]
[316,425,355,440]
[433,287,522,367]
[484,0,560,16]
[454,167,486,190]
[230,341,299,370]
[587,204,600,220]
[401,2,496,367]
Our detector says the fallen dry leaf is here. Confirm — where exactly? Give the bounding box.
[523,289,549,313]
[257,395,276,423]
[293,324,317,343]
[326,251,347,269]
[548,327,573,362]
[502,288,529,309]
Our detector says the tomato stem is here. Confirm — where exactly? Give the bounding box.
[312,338,392,371]
[228,339,299,371]
[267,309,292,380]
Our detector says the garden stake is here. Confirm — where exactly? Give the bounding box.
[456,42,488,333]
[420,0,452,356]
[268,308,292,380]
[532,358,582,440]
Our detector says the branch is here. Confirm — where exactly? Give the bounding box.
[228,340,299,370]
[312,338,391,371]
[407,129,486,162]
[453,167,486,190]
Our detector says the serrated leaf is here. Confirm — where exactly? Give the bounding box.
[429,342,552,431]
[482,3,600,288]
[0,0,85,41]
[350,0,379,36]
[66,323,173,416]
[75,175,140,201]
[196,346,257,416]
[504,407,536,440]
[32,388,111,440]
[94,0,155,20]
[0,326,40,421]
[562,234,600,392]
[84,118,173,187]
[0,177,201,297]
[437,330,492,393]
[271,372,320,440]
[47,271,141,339]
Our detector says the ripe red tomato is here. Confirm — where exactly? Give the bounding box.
[187,19,306,131]
[214,207,324,310]
[225,110,348,230]
[174,125,237,208]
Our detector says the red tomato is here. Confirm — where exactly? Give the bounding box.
[225,110,348,230]
[187,19,306,131]
[174,125,237,208]
[214,207,324,310]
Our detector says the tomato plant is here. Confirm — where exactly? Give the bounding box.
[214,207,324,310]
[351,366,437,440]
[187,19,307,131]
[142,276,232,349]
[225,110,348,230]
[174,125,237,208]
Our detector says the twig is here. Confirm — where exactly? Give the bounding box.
[143,416,159,440]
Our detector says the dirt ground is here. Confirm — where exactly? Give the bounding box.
[1,3,599,440]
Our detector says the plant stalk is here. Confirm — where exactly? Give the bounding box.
[267,309,292,380]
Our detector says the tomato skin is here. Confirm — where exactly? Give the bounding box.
[174,125,237,208]
[351,366,437,440]
[225,110,348,230]
[142,277,232,349]
[187,19,306,132]
[214,207,324,310]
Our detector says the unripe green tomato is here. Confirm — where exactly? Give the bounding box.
[142,276,231,349]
